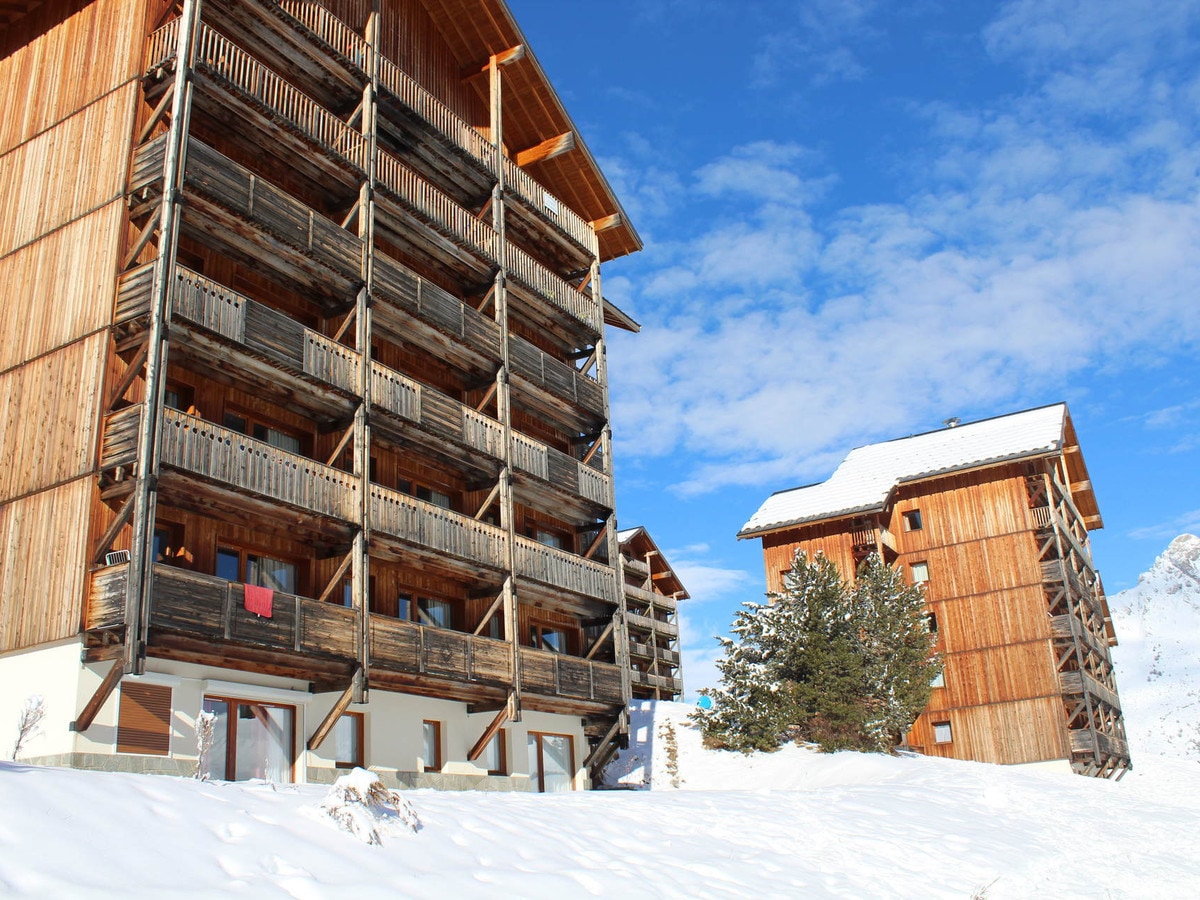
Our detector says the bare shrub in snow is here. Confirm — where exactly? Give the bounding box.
[659,722,683,789]
[10,695,46,760]
[319,768,420,844]
[194,710,216,780]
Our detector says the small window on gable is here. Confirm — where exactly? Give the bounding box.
[933,721,953,743]
[911,561,930,584]
[117,682,172,756]
[931,670,946,689]
[902,509,923,532]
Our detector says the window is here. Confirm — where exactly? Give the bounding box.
[911,561,929,584]
[932,721,953,744]
[902,509,923,532]
[202,697,295,782]
[930,670,946,689]
[926,612,938,634]
[329,713,364,768]
[163,382,194,413]
[216,546,298,594]
[415,486,452,510]
[223,411,303,454]
[117,682,172,756]
[531,623,568,653]
[153,522,186,566]
[482,729,507,775]
[417,596,452,629]
[527,732,574,792]
[535,529,565,550]
[422,720,443,771]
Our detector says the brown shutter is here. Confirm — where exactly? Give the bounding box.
[116,682,172,755]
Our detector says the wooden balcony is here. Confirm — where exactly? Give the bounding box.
[1059,669,1122,714]
[508,336,606,428]
[370,484,508,572]
[100,407,360,522]
[627,640,680,666]
[513,536,615,604]
[87,563,358,663]
[624,583,677,612]
[630,670,684,694]
[519,648,624,705]
[621,555,651,579]
[369,615,512,687]
[117,264,360,399]
[1050,614,1112,660]
[625,610,680,639]
[1069,727,1130,761]
[511,432,609,507]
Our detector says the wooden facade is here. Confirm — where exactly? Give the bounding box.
[741,408,1130,778]
[1,0,642,782]
[618,527,687,701]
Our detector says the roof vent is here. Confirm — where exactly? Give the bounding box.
[943,417,961,428]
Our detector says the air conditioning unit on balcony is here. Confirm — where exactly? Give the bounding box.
[105,550,131,566]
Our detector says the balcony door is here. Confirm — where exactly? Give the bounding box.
[202,697,295,783]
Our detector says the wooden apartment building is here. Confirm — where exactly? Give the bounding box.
[619,527,687,701]
[739,404,1130,778]
[0,0,645,790]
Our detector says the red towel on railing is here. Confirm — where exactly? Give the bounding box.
[244,584,273,618]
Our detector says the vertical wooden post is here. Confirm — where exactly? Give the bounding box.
[125,0,202,676]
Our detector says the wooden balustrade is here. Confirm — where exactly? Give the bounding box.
[371,484,508,570]
[375,150,498,261]
[513,536,614,602]
[368,615,513,684]
[193,24,365,168]
[100,405,143,471]
[1069,727,1129,760]
[159,408,360,520]
[114,264,156,325]
[630,670,683,693]
[627,640,680,666]
[621,555,651,578]
[146,19,179,70]
[624,583,677,612]
[86,563,358,660]
[505,242,600,333]
[507,336,605,419]
[519,648,624,704]
[1059,669,1122,713]
[183,139,363,281]
[625,610,679,639]
[499,157,595,254]
[275,0,369,69]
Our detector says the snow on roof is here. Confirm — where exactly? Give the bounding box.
[616,527,642,543]
[739,404,1069,537]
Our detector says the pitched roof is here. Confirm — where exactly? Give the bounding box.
[739,404,1073,538]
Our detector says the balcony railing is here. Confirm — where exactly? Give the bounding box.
[369,615,512,685]
[371,363,505,460]
[103,407,362,520]
[513,536,614,603]
[630,670,684,694]
[86,563,358,661]
[370,484,508,570]
[275,0,370,71]
[1069,727,1130,761]
[627,640,681,666]
[508,336,605,420]
[519,648,623,704]
[625,610,680,639]
[193,24,366,168]
[1059,669,1122,713]
[511,432,610,506]
[624,583,677,612]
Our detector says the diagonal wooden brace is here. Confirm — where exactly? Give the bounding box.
[307,667,362,751]
[70,659,124,733]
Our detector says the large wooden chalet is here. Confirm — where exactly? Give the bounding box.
[0,0,645,791]
[739,404,1131,778]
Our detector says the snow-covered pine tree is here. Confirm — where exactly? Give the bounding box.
[696,551,940,754]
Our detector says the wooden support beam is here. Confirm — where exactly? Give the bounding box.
[136,83,176,144]
[582,527,606,560]
[472,592,505,636]
[91,495,137,565]
[340,205,359,229]
[105,340,149,412]
[591,213,622,233]
[581,438,602,466]
[70,660,124,732]
[475,196,493,222]
[583,711,624,771]
[462,44,525,80]
[468,697,512,761]
[577,349,598,377]
[515,131,575,168]
[121,210,162,271]
[324,419,356,466]
[307,668,361,751]
[331,307,356,344]
[475,380,498,412]
[584,620,614,660]
[474,482,501,521]
[316,549,355,605]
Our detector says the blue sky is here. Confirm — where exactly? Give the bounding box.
[512,0,1200,694]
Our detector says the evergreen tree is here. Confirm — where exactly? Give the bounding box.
[696,551,941,754]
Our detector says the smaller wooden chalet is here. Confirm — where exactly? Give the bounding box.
[738,403,1130,778]
[618,528,687,700]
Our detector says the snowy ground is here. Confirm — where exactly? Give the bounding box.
[2,699,1199,898]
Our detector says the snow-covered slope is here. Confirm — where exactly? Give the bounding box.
[1110,533,1200,762]
[2,702,1199,898]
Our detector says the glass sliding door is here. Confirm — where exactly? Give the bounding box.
[527,732,575,792]
[201,696,295,782]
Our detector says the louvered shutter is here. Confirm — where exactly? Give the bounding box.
[116,682,172,755]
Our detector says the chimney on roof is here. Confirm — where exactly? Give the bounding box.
[943,417,961,428]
